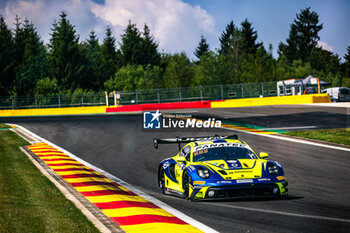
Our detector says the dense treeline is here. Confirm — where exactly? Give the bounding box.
[0,8,349,97]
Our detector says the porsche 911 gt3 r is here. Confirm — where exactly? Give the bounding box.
[154,135,288,201]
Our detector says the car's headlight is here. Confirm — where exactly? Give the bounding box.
[267,163,278,175]
[197,167,211,179]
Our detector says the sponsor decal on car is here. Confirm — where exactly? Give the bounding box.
[193,181,206,185]
[163,161,170,169]
[166,188,183,195]
[258,178,271,182]
[193,143,246,152]
[217,181,232,184]
[193,149,208,156]
[228,170,253,174]
[227,160,241,168]
[236,179,254,183]
[187,165,195,172]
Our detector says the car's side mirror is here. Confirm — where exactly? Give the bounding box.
[177,156,187,162]
[259,152,269,159]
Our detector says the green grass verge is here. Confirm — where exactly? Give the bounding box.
[0,130,99,233]
[0,123,11,129]
[284,128,350,146]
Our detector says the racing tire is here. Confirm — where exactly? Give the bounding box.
[182,171,190,199]
[158,167,165,194]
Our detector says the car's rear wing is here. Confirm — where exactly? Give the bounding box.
[153,134,238,150]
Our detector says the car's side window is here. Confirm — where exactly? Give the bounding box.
[180,146,191,161]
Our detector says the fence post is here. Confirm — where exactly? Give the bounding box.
[241,84,244,98]
[81,94,84,107]
[178,88,182,102]
[35,96,38,108]
[157,89,160,103]
[105,91,108,106]
[220,85,224,100]
[58,94,61,108]
[261,82,264,97]
[135,91,138,104]
[113,91,117,106]
[11,96,14,109]
[200,86,203,101]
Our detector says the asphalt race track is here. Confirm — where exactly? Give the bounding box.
[2,105,350,233]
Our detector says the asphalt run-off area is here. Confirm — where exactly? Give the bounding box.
[2,104,350,233]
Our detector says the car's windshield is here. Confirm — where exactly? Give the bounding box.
[193,146,257,162]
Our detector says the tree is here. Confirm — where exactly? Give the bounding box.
[194,51,218,85]
[141,24,161,66]
[278,7,323,62]
[194,35,210,60]
[308,47,340,74]
[34,77,58,95]
[99,26,118,89]
[137,65,163,89]
[343,46,350,77]
[217,21,243,84]
[13,15,25,68]
[0,15,15,95]
[342,46,350,87]
[13,18,48,96]
[278,25,298,62]
[120,21,143,66]
[83,30,101,91]
[345,46,350,65]
[240,19,262,55]
[48,12,84,91]
[219,21,237,56]
[163,52,195,88]
[104,65,144,91]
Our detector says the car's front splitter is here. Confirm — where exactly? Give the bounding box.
[190,182,288,201]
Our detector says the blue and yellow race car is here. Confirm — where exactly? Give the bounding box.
[154,135,288,201]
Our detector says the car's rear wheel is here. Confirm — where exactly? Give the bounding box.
[182,171,190,198]
[159,167,165,193]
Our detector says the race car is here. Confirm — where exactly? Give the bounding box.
[154,135,288,201]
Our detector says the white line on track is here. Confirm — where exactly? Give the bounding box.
[302,103,350,108]
[222,126,350,152]
[262,126,317,130]
[205,202,350,223]
[11,124,219,233]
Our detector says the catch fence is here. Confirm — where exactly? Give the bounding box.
[0,82,279,109]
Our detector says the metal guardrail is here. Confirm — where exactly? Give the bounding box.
[0,82,279,109]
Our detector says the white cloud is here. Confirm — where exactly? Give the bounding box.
[2,0,105,43]
[317,41,334,52]
[90,0,216,55]
[1,0,216,57]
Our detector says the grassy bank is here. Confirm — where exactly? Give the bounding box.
[0,123,11,129]
[0,130,99,232]
[285,128,350,146]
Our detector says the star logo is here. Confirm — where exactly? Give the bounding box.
[151,110,161,122]
[143,110,162,129]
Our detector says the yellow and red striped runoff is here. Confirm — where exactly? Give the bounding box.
[27,142,202,233]
[220,123,277,135]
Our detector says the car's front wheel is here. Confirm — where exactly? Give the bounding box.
[158,167,165,193]
[182,171,190,199]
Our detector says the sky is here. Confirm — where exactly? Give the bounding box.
[0,0,349,60]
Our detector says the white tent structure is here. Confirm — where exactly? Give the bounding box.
[277,75,331,96]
